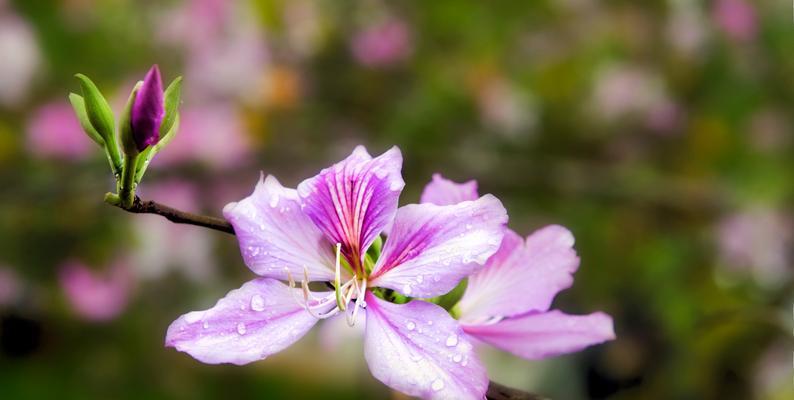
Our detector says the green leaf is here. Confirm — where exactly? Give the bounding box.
[75,73,122,174]
[159,76,182,138]
[74,74,115,143]
[67,93,104,145]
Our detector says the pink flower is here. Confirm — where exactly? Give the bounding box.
[713,0,757,43]
[59,259,132,322]
[351,19,412,68]
[166,146,508,399]
[27,100,94,160]
[422,174,616,360]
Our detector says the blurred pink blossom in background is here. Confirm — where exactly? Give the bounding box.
[0,13,41,108]
[160,0,269,104]
[713,0,757,43]
[27,101,94,160]
[0,265,21,307]
[152,105,250,169]
[59,259,132,321]
[133,181,216,282]
[351,19,412,68]
[666,0,708,57]
[476,77,536,138]
[589,64,671,124]
[716,208,792,288]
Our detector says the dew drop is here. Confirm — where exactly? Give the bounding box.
[237,322,247,335]
[465,224,472,230]
[416,275,424,283]
[269,194,279,208]
[406,321,416,331]
[452,354,462,363]
[402,284,412,295]
[432,379,444,391]
[250,295,266,311]
[445,334,458,347]
[202,321,209,329]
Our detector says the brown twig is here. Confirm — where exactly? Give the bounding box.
[107,196,546,400]
[486,381,548,400]
[112,196,235,234]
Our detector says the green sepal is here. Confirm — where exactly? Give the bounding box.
[159,76,182,137]
[67,93,103,146]
[74,73,122,174]
[119,81,142,158]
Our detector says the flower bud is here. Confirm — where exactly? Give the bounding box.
[130,65,165,151]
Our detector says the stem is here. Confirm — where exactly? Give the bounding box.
[119,154,138,208]
[104,196,542,400]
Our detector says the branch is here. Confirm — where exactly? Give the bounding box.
[107,197,546,400]
[486,381,548,400]
[109,196,234,234]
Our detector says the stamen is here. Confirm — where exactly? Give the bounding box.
[347,277,367,327]
[286,267,338,320]
[334,243,346,311]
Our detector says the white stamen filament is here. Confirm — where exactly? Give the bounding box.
[284,242,368,325]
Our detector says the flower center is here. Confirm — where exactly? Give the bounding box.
[286,243,368,327]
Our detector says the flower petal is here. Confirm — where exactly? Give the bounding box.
[456,225,579,322]
[462,310,615,360]
[165,278,334,365]
[223,175,338,281]
[369,195,507,298]
[363,293,488,400]
[297,146,404,265]
[131,65,165,151]
[420,173,478,206]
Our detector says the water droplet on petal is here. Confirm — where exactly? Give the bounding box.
[452,354,462,363]
[445,334,458,347]
[402,284,412,295]
[251,295,266,311]
[406,321,416,331]
[237,322,247,335]
[202,321,209,329]
[269,194,279,208]
[432,379,444,391]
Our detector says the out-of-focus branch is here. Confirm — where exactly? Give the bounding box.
[107,196,546,400]
[486,381,547,400]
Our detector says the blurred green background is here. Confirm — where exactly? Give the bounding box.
[0,0,792,399]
